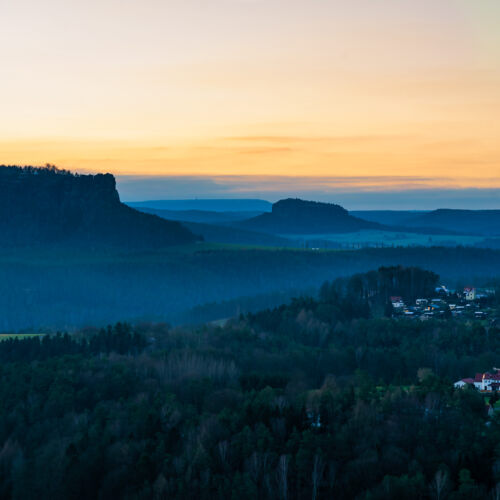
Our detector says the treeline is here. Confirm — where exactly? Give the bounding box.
[0,323,147,363]
[319,265,439,304]
[0,164,74,177]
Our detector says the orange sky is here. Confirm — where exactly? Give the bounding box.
[1,0,499,193]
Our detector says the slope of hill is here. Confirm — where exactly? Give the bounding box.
[179,221,293,247]
[0,165,199,248]
[238,198,383,234]
[128,198,272,212]
[350,210,428,226]
[133,207,264,224]
[403,209,500,236]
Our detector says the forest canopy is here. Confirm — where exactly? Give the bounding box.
[0,267,499,499]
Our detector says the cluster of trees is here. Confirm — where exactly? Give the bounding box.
[0,164,76,177]
[318,265,439,306]
[0,268,499,498]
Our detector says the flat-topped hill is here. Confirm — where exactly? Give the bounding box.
[238,198,382,234]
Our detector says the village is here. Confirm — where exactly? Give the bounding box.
[389,285,498,322]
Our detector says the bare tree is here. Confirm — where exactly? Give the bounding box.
[277,454,289,500]
[311,454,325,500]
[430,470,450,500]
[491,482,500,500]
[218,440,229,467]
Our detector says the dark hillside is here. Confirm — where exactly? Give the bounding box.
[179,221,293,247]
[0,165,198,248]
[132,207,292,246]
[351,210,428,226]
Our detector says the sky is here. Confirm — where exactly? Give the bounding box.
[1,0,499,208]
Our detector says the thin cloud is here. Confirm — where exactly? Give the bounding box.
[223,135,413,144]
[237,147,294,155]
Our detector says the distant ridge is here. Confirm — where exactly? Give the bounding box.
[238,198,382,234]
[0,165,199,248]
[401,209,500,236]
[350,210,428,226]
[134,207,265,224]
[127,198,272,212]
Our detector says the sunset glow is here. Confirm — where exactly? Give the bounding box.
[1,0,499,197]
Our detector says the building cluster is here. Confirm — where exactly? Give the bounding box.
[390,286,495,321]
[454,369,500,392]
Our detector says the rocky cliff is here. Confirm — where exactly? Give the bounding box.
[0,165,199,248]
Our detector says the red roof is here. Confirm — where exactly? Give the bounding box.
[390,296,403,302]
[462,378,474,384]
[475,373,483,382]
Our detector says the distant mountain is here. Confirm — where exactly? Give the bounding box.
[134,207,265,224]
[0,165,199,248]
[402,209,500,236]
[127,198,272,212]
[238,198,382,234]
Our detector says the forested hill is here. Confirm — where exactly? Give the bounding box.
[0,165,199,248]
[1,288,500,498]
[238,198,383,234]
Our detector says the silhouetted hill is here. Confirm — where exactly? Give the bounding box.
[403,209,500,236]
[238,198,383,234]
[0,165,199,248]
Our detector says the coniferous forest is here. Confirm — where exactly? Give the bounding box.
[0,268,499,499]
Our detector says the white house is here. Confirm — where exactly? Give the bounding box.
[455,370,500,391]
[454,378,474,388]
[390,296,405,309]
